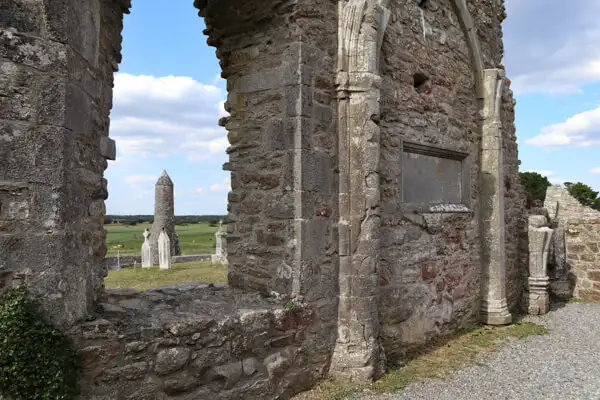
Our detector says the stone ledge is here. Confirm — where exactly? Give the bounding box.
[72,283,323,399]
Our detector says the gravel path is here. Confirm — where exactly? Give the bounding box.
[356,302,600,400]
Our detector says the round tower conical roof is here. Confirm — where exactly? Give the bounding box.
[156,170,173,186]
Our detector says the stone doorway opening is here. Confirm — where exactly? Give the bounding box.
[102,0,231,292]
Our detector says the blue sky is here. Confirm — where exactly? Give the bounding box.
[105,0,600,215]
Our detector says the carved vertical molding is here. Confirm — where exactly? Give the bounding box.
[527,215,553,315]
[450,0,484,98]
[330,0,390,382]
[479,68,512,325]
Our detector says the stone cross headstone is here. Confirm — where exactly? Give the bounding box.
[141,229,152,268]
[211,220,228,265]
[158,228,171,270]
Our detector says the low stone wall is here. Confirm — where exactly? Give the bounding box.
[566,218,600,300]
[544,185,600,299]
[106,254,212,268]
[71,283,333,399]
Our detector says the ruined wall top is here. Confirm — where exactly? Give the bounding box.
[544,185,600,224]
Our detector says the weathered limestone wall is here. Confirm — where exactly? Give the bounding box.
[220,0,339,307]
[544,185,600,300]
[0,0,120,326]
[501,78,528,313]
[74,284,329,399]
[377,0,524,359]
[2,0,527,394]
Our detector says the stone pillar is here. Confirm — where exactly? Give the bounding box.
[479,69,512,325]
[527,215,553,315]
[544,185,571,298]
[211,221,228,265]
[141,229,151,268]
[158,229,171,270]
[0,0,118,327]
[329,0,390,382]
[149,170,180,266]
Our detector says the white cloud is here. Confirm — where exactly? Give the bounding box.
[195,187,205,193]
[124,174,156,184]
[549,177,567,185]
[525,106,600,148]
[209,177,231,192]
[110,73,229,160]
[504,0,600,94]
[209,183,231,192]
[590,168,600,175]
[525,170,554,177]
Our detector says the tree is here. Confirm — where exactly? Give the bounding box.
[519,171,552,205]
[567,182,599,208]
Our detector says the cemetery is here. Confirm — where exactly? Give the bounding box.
[1,0,600,399]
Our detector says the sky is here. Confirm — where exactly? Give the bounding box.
[105,0,600,215]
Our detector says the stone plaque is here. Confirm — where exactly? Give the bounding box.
[401,141,470,210]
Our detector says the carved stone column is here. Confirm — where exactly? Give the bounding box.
[329,0,390,382]
[479,69,512,325]
[527,215,553,315]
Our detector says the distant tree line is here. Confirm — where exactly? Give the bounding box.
[519,171,600,211]
[104,215,227,225]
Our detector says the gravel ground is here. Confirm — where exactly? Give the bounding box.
[355,302,600,400]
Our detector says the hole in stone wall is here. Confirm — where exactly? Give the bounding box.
[413,72,430,93]
[417,0,428,9]
[103,1,230,292]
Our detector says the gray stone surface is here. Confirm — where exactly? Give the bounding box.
[526,215,553,315]
[354,302,600,400]
[141,229,151,268]
[377,0,525,364]
[72,283,332,399]
[158,229,171,269]
[545,185,600,300]
[402,152,463,204]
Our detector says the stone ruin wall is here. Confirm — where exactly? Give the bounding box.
[0,0,528,398]
[1,0,338,398]
[377,0,525,359]
[0,0,123,326]
[544,186,600,300]
[222,0,341,309]
[74,284,327,399]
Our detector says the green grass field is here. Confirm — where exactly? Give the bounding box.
[104,261,228,291]
[105,222,219,256]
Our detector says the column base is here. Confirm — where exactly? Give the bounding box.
[479,298,512,325]
[329,323,385,382]
[527,276,550,315]
[527,292,550,315]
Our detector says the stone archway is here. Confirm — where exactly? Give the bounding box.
[0,0,340,328]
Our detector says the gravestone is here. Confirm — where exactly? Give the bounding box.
[141,229,152,268]
[211,220,228,265]
[158,229,171,270]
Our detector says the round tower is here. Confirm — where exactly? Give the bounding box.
[149,170,181,265]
